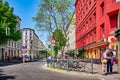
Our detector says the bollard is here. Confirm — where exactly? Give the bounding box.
[67,59,69,71]
[91,58,93,74]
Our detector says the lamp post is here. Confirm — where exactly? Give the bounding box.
[117,10,120,74]
[114,10,120,73]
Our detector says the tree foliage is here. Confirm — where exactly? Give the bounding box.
[0,0,21,45]
[33,0,74,37]
[39,50,50,56]
[53,29,66,54]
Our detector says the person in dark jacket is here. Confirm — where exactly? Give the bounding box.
[106,48,114,74]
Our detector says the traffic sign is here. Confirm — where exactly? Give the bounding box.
[51,39,56,44]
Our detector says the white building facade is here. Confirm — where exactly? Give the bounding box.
[65,13,76,53]
[22,28,45,59]
[0,16,22,61]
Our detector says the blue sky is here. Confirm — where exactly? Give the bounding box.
[3,0,47,45]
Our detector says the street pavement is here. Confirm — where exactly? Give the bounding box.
[0,60,120,80]
[44,63,120,80]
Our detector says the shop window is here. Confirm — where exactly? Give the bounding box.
[111,45,114,50]
[95,50,96,58]
[116,45,118,50]
[100,2,104,16]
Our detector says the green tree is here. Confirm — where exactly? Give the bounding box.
[33,0,74,37]
[53,29,66,55]
[0,0,21,45]
[39,50,50,57]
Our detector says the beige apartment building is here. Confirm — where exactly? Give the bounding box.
[22,28,45,59]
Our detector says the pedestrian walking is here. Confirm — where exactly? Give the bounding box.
[106,48,114,74]
[101,48,107,75]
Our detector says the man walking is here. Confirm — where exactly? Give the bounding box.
[101,48,107,75]
[106,48,114,74]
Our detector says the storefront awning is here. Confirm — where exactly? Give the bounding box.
[85,42,109,50]
[94,42,109,48]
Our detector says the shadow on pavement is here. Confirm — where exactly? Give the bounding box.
[0,60,22,67]
[0,69,16,80]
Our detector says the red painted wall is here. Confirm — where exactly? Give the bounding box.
[75,0,120,49]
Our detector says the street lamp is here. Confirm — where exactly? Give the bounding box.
[114,10,120,73]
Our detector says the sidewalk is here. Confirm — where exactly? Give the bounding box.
[43,63,120,80]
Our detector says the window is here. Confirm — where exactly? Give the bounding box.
[86,5,88,12]
[18,44,19,48]
[9,40,10,46]
[101,24,105,39]
[93,29,96,41]
[115,0,120,2]
[30,32,32,35]
[12,41,13,47]
[31,41,32,44]
[25,40,27,44]
[100,2,104,16]
[26,31,27,35]
[110,15,118,28]
[89,0,91,8]
[25,36,27,39]
[86,22,88,30]
[94,0,96,2]
[89,18,91,27]
[93,13,96,24]
[14,42,16,48]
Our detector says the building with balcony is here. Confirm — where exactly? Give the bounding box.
[22,28,45,59]
[75,0,120,59]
